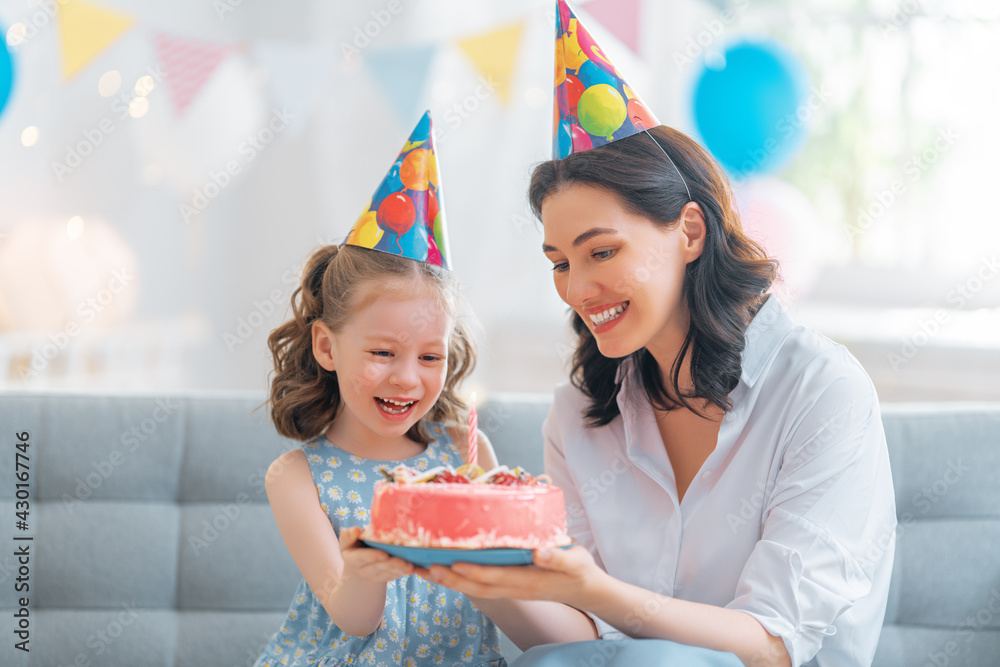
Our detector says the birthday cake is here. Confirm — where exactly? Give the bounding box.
[362,464,571,550]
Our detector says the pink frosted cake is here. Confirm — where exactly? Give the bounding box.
[363,465,571,549]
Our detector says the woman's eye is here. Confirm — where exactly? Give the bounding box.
[593,249,614,260]
[551,262,569,273]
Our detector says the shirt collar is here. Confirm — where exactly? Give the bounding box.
[739,294,796,387]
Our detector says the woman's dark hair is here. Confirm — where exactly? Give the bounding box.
[529,125,777,426]
[266,244,476,443]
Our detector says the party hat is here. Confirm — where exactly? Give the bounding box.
[346,111,450,269]
[553,0,659,159]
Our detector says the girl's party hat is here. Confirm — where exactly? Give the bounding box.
[346,111,451,268]
[553,0,660,159]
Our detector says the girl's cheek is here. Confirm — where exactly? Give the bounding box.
[361,363,382,383]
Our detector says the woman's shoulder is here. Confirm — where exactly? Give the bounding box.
[752,322,882,446]
[776,325,875,392]
[551,380,590,413]
[751,298,876,397]
[546,381,613,438]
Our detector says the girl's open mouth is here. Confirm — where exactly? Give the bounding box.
[374,397,416,420]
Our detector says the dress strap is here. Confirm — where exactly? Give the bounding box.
[425,422,467,466]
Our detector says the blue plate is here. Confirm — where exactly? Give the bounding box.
[360,539,573,567]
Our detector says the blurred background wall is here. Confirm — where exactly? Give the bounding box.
[1,0,997,402]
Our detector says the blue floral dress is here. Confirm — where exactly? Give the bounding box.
[254,423,506,667]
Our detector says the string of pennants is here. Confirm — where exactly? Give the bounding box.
[46,0,644,124]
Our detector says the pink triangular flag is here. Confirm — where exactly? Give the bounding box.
[581,0,643,55]
[154,32,231,117]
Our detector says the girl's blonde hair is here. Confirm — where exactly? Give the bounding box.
[267,244,476,443]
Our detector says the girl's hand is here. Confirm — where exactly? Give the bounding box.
[418,545,606,609]
[339,527,415,584]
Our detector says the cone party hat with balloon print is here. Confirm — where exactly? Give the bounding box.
[553,0,660,159]
[346,111,451,268]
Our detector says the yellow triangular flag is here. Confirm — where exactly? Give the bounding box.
[457,22,523,106]
[58,0,133,80]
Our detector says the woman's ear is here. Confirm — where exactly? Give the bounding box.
[312,320,337,372]
[678,201,707,263]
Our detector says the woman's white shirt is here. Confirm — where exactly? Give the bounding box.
[543,295,897,667]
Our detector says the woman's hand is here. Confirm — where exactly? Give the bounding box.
[338,527,415,584]
[418,544,607,609]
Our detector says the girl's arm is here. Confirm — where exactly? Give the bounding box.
[265,449,414,637]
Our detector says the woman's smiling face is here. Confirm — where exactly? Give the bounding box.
[541,183,703,359]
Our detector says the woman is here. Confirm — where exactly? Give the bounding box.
[418,124,897,667]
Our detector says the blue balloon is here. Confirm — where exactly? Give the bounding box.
[371,160,404,209]
[397,223,429,262]
[0,22,13,120]
[575,60,616,89]
[556,120,572,158]
[410,110,431,143]
[692,40,810,178]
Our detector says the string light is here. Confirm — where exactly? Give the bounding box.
[21,126,39,147]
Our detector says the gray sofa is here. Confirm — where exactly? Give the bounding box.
[0,391,997,666]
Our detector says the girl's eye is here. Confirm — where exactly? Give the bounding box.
[420,355,444,363]
[551,261,569,273]
[370,350,391,358]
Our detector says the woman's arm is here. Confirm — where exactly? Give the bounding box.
[466,598,598,650]
[425,546,788,666]
[586,572,789,666]
[265,449,415,636]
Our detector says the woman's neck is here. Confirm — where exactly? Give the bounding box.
[644,311,694,403]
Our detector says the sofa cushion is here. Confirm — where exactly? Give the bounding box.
[178,503,299,611]
[36,501,180,610]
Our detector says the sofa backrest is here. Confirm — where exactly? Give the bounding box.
[1,392,998,666]
[874,404,1000,667]
[0,392,302,667]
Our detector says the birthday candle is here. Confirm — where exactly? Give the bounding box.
[467,392,478,467]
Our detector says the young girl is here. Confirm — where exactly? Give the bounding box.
[254,111,507,666]
[254,242,506,667]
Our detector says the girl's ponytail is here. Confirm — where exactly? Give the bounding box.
[267,244,342,440]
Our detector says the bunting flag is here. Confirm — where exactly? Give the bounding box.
[364,44,436,126]
[457,22,524,106]
[581,0,643,55]
[57,0,133,80]
[154,32,232,117]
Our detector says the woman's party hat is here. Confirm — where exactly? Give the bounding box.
[346,111,451,268]
[553,0,660,159]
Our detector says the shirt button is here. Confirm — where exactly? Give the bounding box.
[702,470,712,481]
